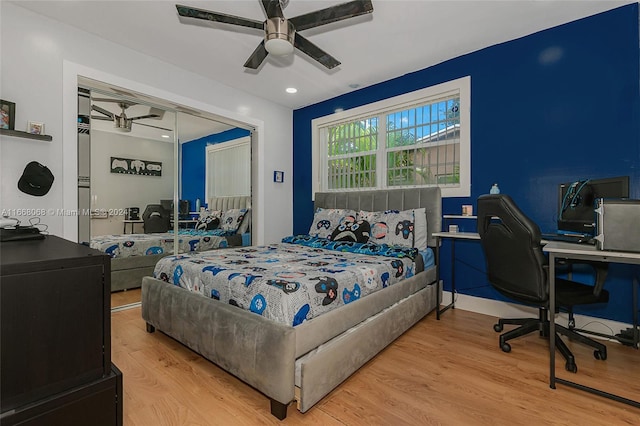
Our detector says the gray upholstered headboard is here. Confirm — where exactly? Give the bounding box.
[208,195,251,211]
[208,195,252,235]
[314,188,442,247]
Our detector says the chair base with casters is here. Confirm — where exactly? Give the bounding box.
[493,305,607,373]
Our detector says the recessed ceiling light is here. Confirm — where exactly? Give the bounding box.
[286,87,297,94]
[161,135,170,138]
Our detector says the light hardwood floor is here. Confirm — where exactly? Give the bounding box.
[111,306,640,425]
[111,288,142,309]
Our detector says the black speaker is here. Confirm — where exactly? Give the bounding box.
[178,200,189,217]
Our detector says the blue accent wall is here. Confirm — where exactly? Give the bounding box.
[181,128,250,209]
[293,5,640,323]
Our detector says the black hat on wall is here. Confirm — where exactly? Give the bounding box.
[18,161,54,196]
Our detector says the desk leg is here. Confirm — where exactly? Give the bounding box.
[549,255,640,408]
[123,222,126,234]
[549,254,557,389]
[436,237,441,320]
[634,276,639,349]
[436,237,456,319]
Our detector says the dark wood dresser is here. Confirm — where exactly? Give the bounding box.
[0,235,122,425]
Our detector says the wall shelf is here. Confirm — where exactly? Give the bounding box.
[0,128,52,141]
[443,214,477,219]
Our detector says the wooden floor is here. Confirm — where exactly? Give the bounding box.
[111,306,640,425]
[111,288,141,309]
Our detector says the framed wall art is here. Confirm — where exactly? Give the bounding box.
[28,121,45,135]
[1,99,16,130]
[110,157,162,177]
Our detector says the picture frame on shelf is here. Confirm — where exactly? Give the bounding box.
[28,121,45,135]
[1,99,16,130]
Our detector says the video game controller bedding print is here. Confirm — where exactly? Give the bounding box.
[90,229,231,258]
[153,238,418,327]
[110,156,162,176]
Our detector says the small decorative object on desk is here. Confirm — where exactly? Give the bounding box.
[490,183,500,194]
[449,224,459,233]
[28,121,44,135]
[1,100,16,130]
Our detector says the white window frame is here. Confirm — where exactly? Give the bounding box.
[311,76,471,198]
[205,136,251,201]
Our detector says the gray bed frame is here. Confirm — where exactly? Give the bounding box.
[141,188,442,419]
[110,195,251,292]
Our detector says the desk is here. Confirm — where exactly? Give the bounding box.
[433,231,480,319]
[122,219,143,233]
[545,241,640,408]
[122,219,198,234]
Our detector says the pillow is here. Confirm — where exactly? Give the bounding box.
[199,209,222,220]
[220,208,248,232]
[195,216,220,231]
[357,209,415,248]
[237,208,251,235]
[413,207,428,251]
[308,208,357,239]
[329,219,371,243]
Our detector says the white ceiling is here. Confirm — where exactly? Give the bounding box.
[14,0,634,110]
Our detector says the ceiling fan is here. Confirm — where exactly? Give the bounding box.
[90,99,171,132]
[175,0,374,70]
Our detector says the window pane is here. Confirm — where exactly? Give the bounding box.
[328,154,376,189]
[315,77,469,196]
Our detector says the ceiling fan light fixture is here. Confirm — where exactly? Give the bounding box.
[264,18,294,56]
[114,116,133,132]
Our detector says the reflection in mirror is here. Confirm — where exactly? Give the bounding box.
[77,80,254,310]
[78,85,177,310]
[88,93,176,238]
[178,111,252,248]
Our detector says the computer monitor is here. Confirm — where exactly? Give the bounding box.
[557,175,630,235]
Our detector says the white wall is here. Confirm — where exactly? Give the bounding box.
[90,131,174,236]
[0,3,293,244]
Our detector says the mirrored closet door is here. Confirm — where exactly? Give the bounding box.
[76,78,253,309]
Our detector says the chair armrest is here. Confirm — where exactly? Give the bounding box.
[555,259,609,296]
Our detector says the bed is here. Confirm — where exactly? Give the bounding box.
[103,195,251,292]
[141,187,441,419]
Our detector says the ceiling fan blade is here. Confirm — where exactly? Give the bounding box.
[92,98,137,109]
[244,40,269,69]
[90,115,114,121]
[135,122,174,132]
[290,0,373,32]
[175,4,264,30]
[261,0,284,19]
[91,105,115,120]
[294,33,340,69]
[130,114,160,120]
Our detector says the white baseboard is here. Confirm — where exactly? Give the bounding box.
[441,291,634,341]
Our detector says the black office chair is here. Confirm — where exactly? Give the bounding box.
[142,204,171,233]
[477,194,609,373]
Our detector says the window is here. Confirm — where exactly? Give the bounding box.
[312,76,470,197]
[205,136,251,199]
